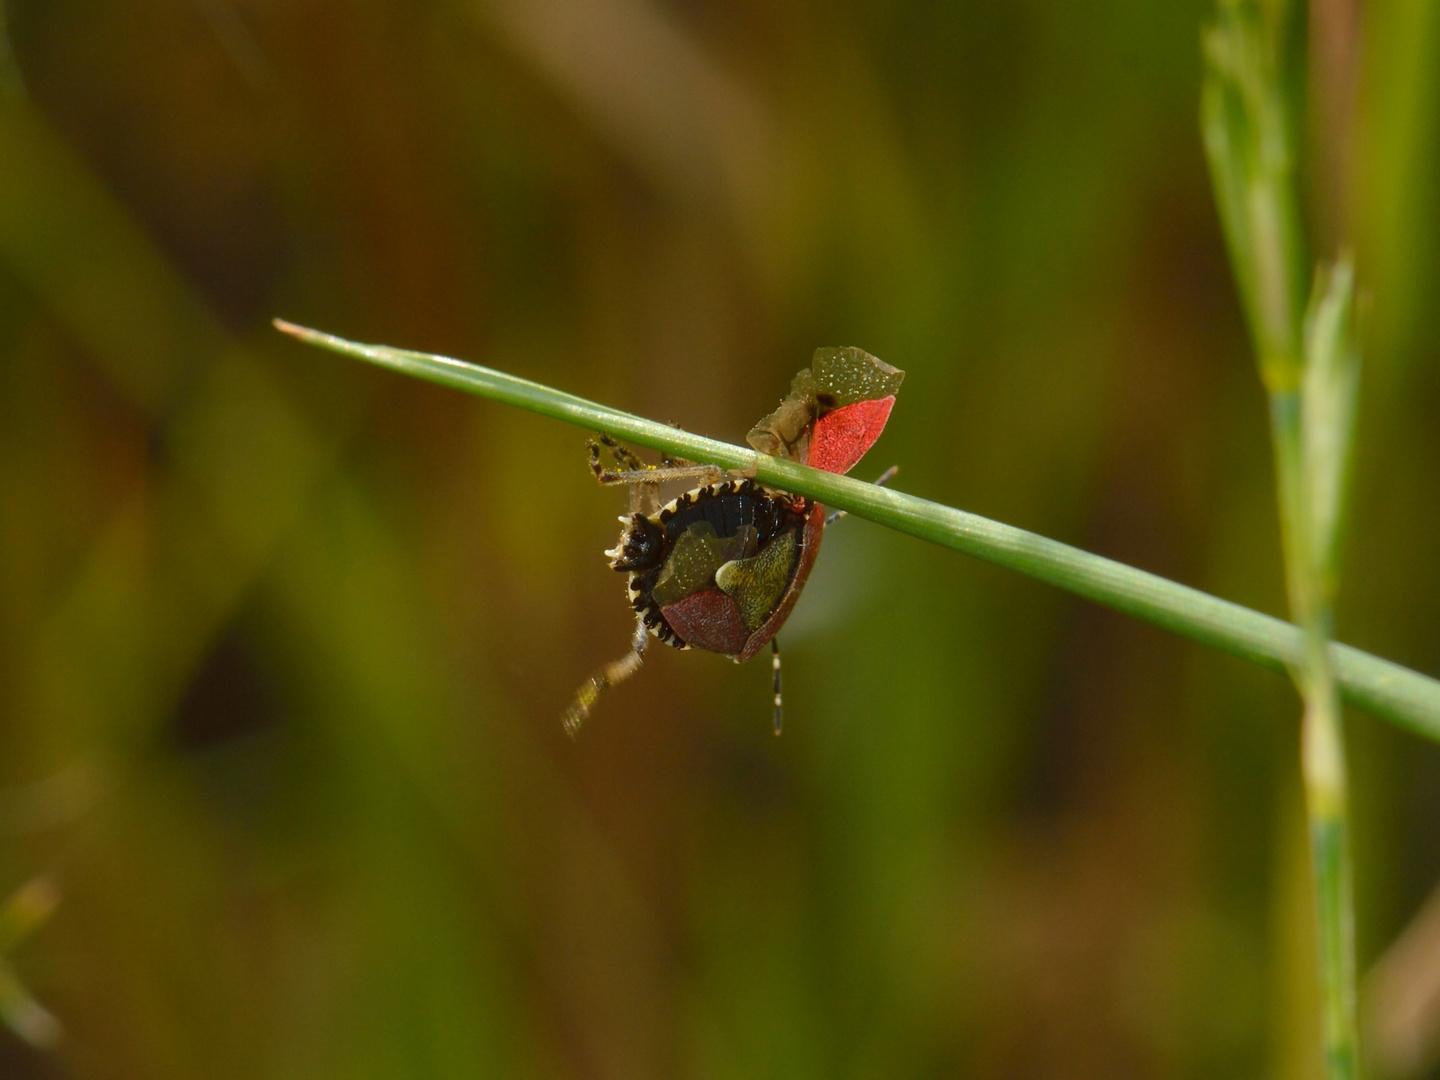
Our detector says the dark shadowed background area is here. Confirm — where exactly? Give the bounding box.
[2,0,1439,1076]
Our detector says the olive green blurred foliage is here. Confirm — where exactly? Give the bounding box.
[1,0,1439,1077]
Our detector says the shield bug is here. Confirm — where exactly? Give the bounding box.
[564,347,904,737]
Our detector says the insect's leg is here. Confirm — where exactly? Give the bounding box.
[594,462,726,493]
[597,466,697,514]
[586,438,653,512]
[600,434,721,482]
[588,437,724,490]
[588,434,654,481]
[563,617,649,738]
[638,462,726,484]
[662,437,757,481]
[825,465,899,525]
[771,638,783,736]
[599,433,648,473]
[587,438,609,481]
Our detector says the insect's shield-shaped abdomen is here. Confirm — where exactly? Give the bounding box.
[606,514,666,571]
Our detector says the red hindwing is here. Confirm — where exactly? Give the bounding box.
[805,396,896,475]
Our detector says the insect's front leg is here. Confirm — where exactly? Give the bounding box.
[588,435,726,513]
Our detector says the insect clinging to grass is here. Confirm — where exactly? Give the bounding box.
[565,348,904,737]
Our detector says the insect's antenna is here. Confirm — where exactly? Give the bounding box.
[771,638,783,736]
[825,465,899,525]
[563,618,649,738]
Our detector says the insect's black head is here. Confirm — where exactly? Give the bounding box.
[606,513,666,572]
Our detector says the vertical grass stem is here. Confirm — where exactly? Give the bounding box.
[1205,2,1363,1073]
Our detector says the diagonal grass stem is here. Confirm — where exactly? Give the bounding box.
[274,320,1440,747]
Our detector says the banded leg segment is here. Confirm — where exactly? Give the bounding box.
[772,638,783,736]
[588,433,724,486]
[588,433,725,514]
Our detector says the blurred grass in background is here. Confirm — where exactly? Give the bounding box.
[0,0,1438,1077]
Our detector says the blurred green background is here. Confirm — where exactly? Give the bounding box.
[1,0,1439,1077]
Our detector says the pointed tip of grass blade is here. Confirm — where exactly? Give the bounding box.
[273,318,349,354]
[273,318,379,359]
[272,319,401,373]
[272,318,326,344]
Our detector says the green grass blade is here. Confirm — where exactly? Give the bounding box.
[1203,0,1363,1070]
[274,319,1440,745]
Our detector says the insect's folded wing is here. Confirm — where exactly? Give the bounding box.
[806,396,896,475]
[805,347,904,475]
